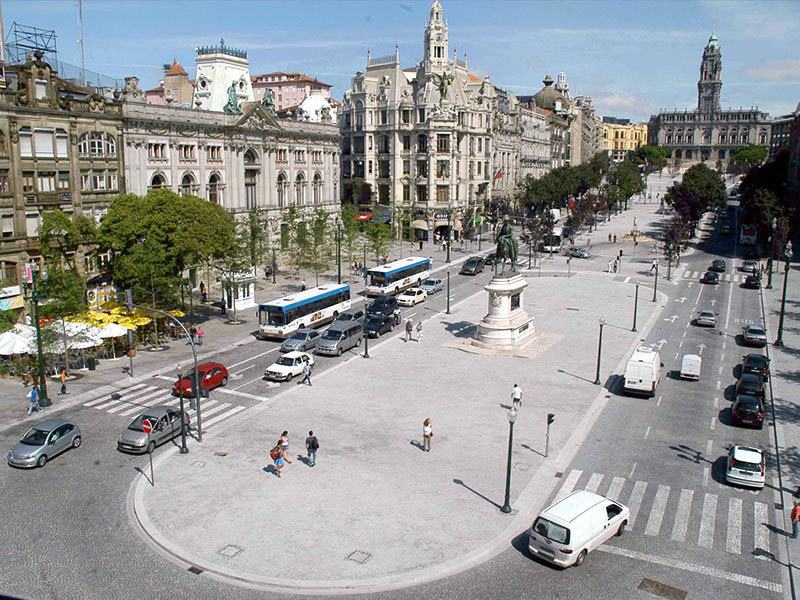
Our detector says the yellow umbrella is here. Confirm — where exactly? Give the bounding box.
[168,309,186,318]
[133,317,152,326]
[100,300,122,310]
[109,306,127,315]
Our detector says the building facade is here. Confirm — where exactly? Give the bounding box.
[192,40,255,113]
[251,72,332,111]
[788,105,800,208]
[648,34,771,169]
[768,104,800,159]
[145,60,194,107]
[603,117,648,161]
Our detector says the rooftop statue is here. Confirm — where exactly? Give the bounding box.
[223,82,242,114]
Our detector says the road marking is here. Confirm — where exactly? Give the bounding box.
[118,389,173,415]
[228,347,279,369]
[722,341,727,350]
[645,484,670,536]
[720,353,725,361]
[714,397,719,409]
[555,469,583,502]
[644,426,651,440]
[153,374,174,382]
[718,366,723,375]
[675,351,680,359]
[607,476,625,501]
[585,473,604,493]
[679,340,683,348]
[83,383,147,406]
[727,497,742,554]
[107,387,166,413]
[754,502,770,560]
[623,276,630,283]
[716,380,721,390]
[196,402,229,419]
[627,480,647,528]
[682,330,687,337]
[656,395,662,408]
[231,364,255,376]
[706,439,713,455]
[710,417,716,431]
[725,273,734,329]
[214,387,264,401]
[703,467,709,487]
[629,462,637,479]
[202,405,246,428]
[91,398,124,411]
[233,374,265,391]
[671,488,694,542]
[698,493,717,548]
[695,287,702,306]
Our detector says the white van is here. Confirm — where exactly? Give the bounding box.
[528,490,629,568]
[623,346,662,397]
[680,354,702,380]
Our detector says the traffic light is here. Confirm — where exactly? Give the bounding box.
[547,413,555,425]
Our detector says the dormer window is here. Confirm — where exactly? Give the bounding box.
[35,79,47,100]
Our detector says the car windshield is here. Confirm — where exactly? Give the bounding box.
[733,458,761,472]
[465,259,478,265]
[289,332,307,340]
[20,428,49,445]
[128,415,158,432]
[275,356,295,366]
[182,369,208,381]
[749,327,765,335]
[532,517,569,544]
[367,318,384,327]
[322,330,343,340]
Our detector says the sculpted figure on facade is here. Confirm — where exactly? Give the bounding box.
[261,88,277,116]
[223,83,242,114]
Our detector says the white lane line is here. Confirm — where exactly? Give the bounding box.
[716,380,721,390]
[92,399,124,411]
[727,497,742,554]
[555,469,583,502]
[607,476,625,501]
[683,331,687,337]
[706,439,713,455]
[671,488,694,542]
[698,493,717,548]
[627,480,647,528]
[153,374,175,382]
[196,402,229,419]
[192,399,219,412]
[710,417,716,431]
[585,473,604,493]
[675,351,680,359]
[598,546,781,593]
[233,374,264,391]
[679,340,683,348]
[214,388,264,401]
[722,341,727,350]
[629,462,637,479]
[695,286,702,306]
[201,405,246,428]
[725,273,735,329]
[645,484,670,536]
[714,397,720,409]
[720,353,725,361]
[703,467,709,487]
[231,364,255,376]
[754,502,770,560]
[228,347,279,369]
[644,426,651,440]
[83,383,147,406]
[656,396,662,408]
[718,366,723,375]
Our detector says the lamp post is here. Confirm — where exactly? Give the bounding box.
[632,282,639,332]
[500,407,518,514]
[363,246,368,286]
[767,217,776,289]
[653,261,659,302]
[775,241,793,347]
[271,248,277,285]
[174,367,190,454]
[446,208,452,263]
[446,267,451,315]
[362,320,370,358]
[594,317,606,385]
[335,218,343,284]
[23,264,50,407]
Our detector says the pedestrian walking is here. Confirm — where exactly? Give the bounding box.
[27,385,41,415]
[301,279,306,292]
[189,325,197,345]
[270,440,286,478]
[650,258,658,273]
[607,260,613,273]
[613,259,618,273]
[511,383,522,410]
[299,358,312,386]
[58,369,69,395]
[405,319,413,342]
[422,418,432,452]
[792,501,800,539]
[200,281,207,303]
[419,239,423,251]
[608,233,612,243]
[219,299,227,316]
[280,431,293,463]
[416,321,423,342]
[305,430,319,467]
[196,327,204,346]
[613,234,617,243]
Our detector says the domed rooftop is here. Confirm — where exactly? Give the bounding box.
[532,75,565,111]
[706,32,720,50]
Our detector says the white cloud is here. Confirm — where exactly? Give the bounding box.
[743,59,800,83]
[701,0,800,41]
[593,93,659,121]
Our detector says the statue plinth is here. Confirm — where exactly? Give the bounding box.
[471,273,535,353]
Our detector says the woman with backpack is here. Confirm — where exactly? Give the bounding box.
[270,440,286,478]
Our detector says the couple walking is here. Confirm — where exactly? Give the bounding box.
[270,430,320,477]
[404,320,423,342]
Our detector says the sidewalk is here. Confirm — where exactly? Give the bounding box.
[131,272,667,595]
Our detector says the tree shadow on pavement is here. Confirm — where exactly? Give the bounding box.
[453,478,502,510]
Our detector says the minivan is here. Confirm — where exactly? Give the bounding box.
[528,490,629,568]
[315,323,363,356]
[367,296,398,318]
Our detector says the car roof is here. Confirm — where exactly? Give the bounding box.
[732,446,762,462]
[699,309,715,315]
[735,394,761,404]
[739,372,762,382]
[283,351,309,358]
[30,419,72,431]
[197,362,224,370]
[744,354,767,363]
[542,490,610,524]
[294,328,317,333]
[746,324,764,332]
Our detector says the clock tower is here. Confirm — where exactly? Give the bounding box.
[424,0,448,69]
[697,33,722,113]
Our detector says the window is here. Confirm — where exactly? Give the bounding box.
[35,79,47,99]
[401,110,411,124]
[402,136,411,151]
[437,135,450,153]
[403,185,410,203]
[208,173,222,204]
[313,173,322,204]
[276,149,288,163]
[178,144,195,161]
[416,185,427,203]
[378,136,390,153]
[56,131,68,157]
[379,161,390,178]
[148,143,166,159]
[719,149,726,159]
[57,172,70,190]
[436,185,449,203]
[0,170,8,194]
[380,110,388,125]
[180,173,194,195]
[418,135,428,153]
[26,212,39,237]
[294,173,306,205]
[418,108,426,123]
[719,134,727,144]
[312,150,322,164]
[105,135,116,157]
[417,160,428,178]
[81,171,91,191]
[245,170,258,209]
[23,172,35,194]
[150,173,166,189]
[368,160,373,175]
[2,214,13,238]
[107,171,118,191]
[92,170,106,190]
[276,173,287,207]
[20,130,33,157]
[295,149,306,163]
[403,160,410,175]
[477,138,482,152]
[436,160,450,178]
[368,135,373,151]
[353,137,364,154]
[208,145,222,161]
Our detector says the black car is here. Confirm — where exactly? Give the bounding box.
[366,296,398,318]
[742,354,770,380]
[701,271,719,284]
[484,253,497,266]
[709,259,726,272]
[732,395,764,429]
[743,275,760,289]
[365,316,395,338]
[735,372,765,400]
[460,257,485,275]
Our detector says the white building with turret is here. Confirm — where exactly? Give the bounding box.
[192,39,255,113]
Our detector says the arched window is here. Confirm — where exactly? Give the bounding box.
[685,149,693,159]
[295,172,306,205]
[277,173,287,208]
[718,149,726,159]
[179,173,196,196]
[313,173,323,205]
[675,149,683,159]
[208,173,222,204]
[150,173,166,189]
[78,131,114,157]
[105,135,116,157]
[244,149,258,165]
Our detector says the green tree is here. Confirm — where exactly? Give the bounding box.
[246,209,270,274]
[216,220,253,324]
[632,145,670,174]
[364,220,393,264]
[608,160,645,210]
[588,151,611,177]
[279,204,304,274]
[340,203,364,279]
[39,209,97,273]
[298,207,332,286]
[730,144,768,172]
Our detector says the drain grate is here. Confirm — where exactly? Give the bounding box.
[345,550,372,564]
[214,451,228,457]
[188,566,204,575]
[638,578,687,600]
[219,544,243,558]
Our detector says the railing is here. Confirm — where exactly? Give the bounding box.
[368,54,396,66]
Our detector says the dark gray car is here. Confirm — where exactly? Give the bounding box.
[8,419,81,468]
[280,329,322,352]
[333,309,366,327]
[117,406,190,454]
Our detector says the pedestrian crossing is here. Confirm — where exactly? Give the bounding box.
[82,383,246,430]
[554,469,773,558]
[682,270,753,283]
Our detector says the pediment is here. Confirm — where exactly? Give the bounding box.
[236,103,282,131]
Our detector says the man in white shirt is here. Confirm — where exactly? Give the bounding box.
[511,384,522,410]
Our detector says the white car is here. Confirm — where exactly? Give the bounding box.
[397,287,427,307]
[264,351,314,382]
[726,445,765,489]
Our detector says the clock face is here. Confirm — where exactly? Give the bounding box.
[435,34,444,43]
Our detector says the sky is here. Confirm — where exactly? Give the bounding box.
[5,0,799,122]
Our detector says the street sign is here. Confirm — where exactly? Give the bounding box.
[142,418,153,435]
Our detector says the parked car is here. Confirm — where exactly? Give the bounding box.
[567,247,590,259]
[315,323,363,356]
[365,315,395,338]
[735,372,765,400]
[366,296,398,318]
[726,445,765,489]
[742,324,768,347]
[117,407,189,454]
[732,395,764,429]
[460,257,485,275]
[333,309,366,327]
[696,309,717,327]
[741,354,770,380]
[709,259,726,272]
[419,278,444,294]
[700,271,719,285]
[484,253,497,266]
[8,419,81,468]
[397,287,427,306]
[280,329,322,353]
[743,275,761,289]
[741,260,758,273]
[172,362,228,397]
[264,351,314,382]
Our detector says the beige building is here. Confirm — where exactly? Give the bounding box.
[145,60,194,106]
[251,72,332,111]
[603,118,648,161]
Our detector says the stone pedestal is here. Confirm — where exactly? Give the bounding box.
[471,274,535,353]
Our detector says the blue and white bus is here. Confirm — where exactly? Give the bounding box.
[365,256,431,296]
[257,284,351,338]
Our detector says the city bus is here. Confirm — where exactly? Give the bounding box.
[257,284,351,338]
[365,256,431,296]
[540,227,563,254]
[739,225,757,246]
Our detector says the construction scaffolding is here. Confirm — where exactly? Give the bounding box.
[6,22,57,68]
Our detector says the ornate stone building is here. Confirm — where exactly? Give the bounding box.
[250,72,332,111]
[191,40,255,113]
[648,34,771,169]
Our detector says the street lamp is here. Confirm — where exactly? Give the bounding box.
[363,246,368,286]
[500,407,518,514]
[632,282,639,332]
[653,261,659,302]
[362,320,370,358]
[767,217,776,289]
[594,317,606,385]
[775,241,793,347]
[446,207,452,264]
[446,267,451,315]
[174,367,190,454]
[335,218,343,284]
[271,248,277,285]
[22,263,50,407]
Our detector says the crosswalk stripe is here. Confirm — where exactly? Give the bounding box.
[727,497,742,554]
[118,389,173,416]
[193,399,219,412]
[106,387,164,412]
[92,399,124,411]
[83,383,147,406]
[754,502,770,560]
[585,473,604,494]
[671,489,694,542]
[197,403,229,419]
[202,405,246,428]
[724,274,731,281]
[698,493,717,548]
[606,476,625,501]
[645,485,670,537]
[627,481,647,528]
[554,470,583,503]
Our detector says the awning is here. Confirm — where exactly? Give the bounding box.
[410,219,428,230]
[434,219,450,228]
[356,214,372,221]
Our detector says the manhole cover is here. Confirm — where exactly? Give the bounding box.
[638,578,687,600]
[345,550,372,564]
[219,544,243,558]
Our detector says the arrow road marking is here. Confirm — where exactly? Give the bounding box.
[710,299,717,306]
[653,339,668,350]
[676,297,687,303]
[697,343,707,356]
[665,315,679,323]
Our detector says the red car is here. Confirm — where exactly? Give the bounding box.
[172,362,229,397]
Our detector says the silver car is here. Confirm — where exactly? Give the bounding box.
[419,278,444,294]
[567,247,589,259]
[8,419,81,468]
[696,309,717,327]
[117,406,190,454]
[280,329,322,352]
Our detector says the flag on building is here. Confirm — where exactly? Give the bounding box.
[494,169,503,180]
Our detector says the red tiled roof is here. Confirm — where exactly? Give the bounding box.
[468,73,481,82]
[165,60,187,76]
[251,71,332,88]
[145,86,164,94]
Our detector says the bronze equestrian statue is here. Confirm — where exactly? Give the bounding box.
[495,216,519,274]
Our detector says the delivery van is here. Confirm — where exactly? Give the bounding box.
[680,354,702,381]
[528,490,630,568]
[623,346,662,397]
